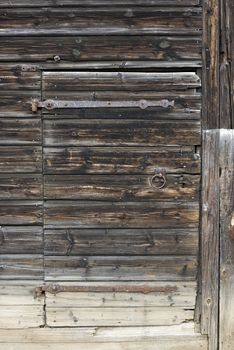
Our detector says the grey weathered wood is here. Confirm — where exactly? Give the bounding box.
[44,255,197,281]
[0,175,42,199]
[44,228,198,256]
[0,119,41,145]
[0,201,43,225]
[44,146,200,175]
[201,130,219,350]
[43,119,201,147]
[0,8,202,36]
[219,130,234,350]
[44,201,199,228]
[0,226,43,254]
[0,255,43,279]
[0,36,202,64]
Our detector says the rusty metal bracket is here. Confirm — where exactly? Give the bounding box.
[31,98,174,112]
[35,283,177,297]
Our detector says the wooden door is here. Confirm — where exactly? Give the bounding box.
[29,70,202,326]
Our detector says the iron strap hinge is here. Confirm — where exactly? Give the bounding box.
[31,98,174,112]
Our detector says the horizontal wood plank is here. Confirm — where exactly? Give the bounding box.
[0,146,42,173]
[44,255,197,281]
[0,1,201,7]
[42,72,201,95]
[0,201,43,225]
[0,255,43,279]
[0,8,202,36]
[0,175,42,199]
[0,118,41,145]
[44,228,198,255]
[44,201,199,228]
[45,281,196,307]
[44,174,199,202]
[0,306,44,329]
[0,285,44,305]
[44,146,200,175]
[0,226,43,254]
[0,36,201,64]
[43,119,201,147]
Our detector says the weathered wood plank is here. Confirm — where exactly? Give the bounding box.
[219,130,234,350]
[0,8,202,36]
[202,0,220,128]
[44,146,200,175]
[0,323,207,343]
[0,36,202,63]
[0,255,43,279]
[0,146,42,173]
[0,306,44,329]
[43,119,201,147]
[0,285,44,305]
[46,306,194,327]
[0,1,202,7]
[44,228,198,256]
[201,130,219,350]
[0,119,41,145]
[0,340,208,350]
[45,281,196,307]
[44,255,197,281]
[0,67,41,117]
[44,174,199,202]
[0,175,42,199]
[0,226,43,254]
[42,72,201,94]
[44,201,199,228]
[0,201,43,225]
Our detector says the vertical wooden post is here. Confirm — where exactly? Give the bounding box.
[219,130,234,349]
[201,130,220,350]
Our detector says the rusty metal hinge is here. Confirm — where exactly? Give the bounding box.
[31,99,174,112]
[35,283,178,297]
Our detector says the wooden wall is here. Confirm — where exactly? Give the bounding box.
[0,1,206,347]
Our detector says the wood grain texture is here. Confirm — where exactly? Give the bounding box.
[0,36,201,64]
[219,130,234,350]
[42,72,201,94]
[0,1,202,7]
[0,8,202,36]
[0,175,42,199]
[44,255,197,281]
[46,306,194,327]
[44,201,199,228]
[201,130,219,350]
[0,118,41,145]
[44,146,200,175]
[44,228,198,256]
[0,201,43,225]
[0,146,42,173]
[0,306,44,329]
[0,255,43,279]
[43,119,201,147]
[45,281,196,307]
[0,226,43,254]
[0,285,44,305]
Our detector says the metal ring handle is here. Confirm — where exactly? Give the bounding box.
[150,173,166,189]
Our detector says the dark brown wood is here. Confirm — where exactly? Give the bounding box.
[44,255,197,281]
[0,8,202,36]
[44,174,199,202]
[219,130,234,349]
[44,201,199,229]
[0,226,43,254]
[44,146,201,175]
[0,118,41,145]
[44,228,198,256]
[0,36,202,64]
[0,146,42,173]
[202,0,220,128]
[0,201,43,225]
[43,119,201,147]
[0,175,42,199]
[201,130,219,350]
